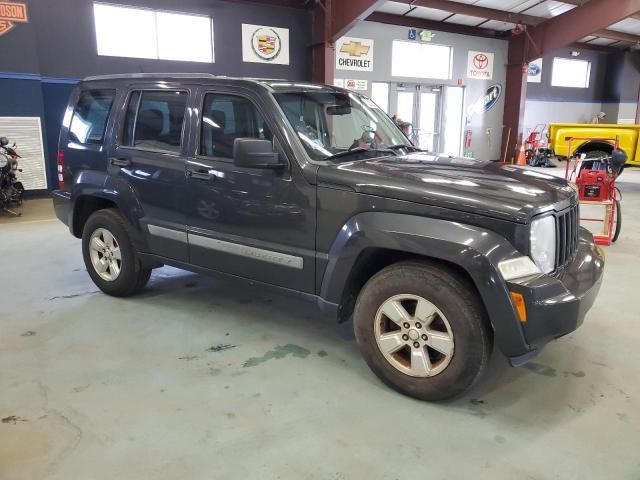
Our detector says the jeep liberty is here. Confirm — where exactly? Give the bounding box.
[52,74,604,400]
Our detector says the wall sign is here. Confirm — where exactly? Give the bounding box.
[0,1,28,37]
[467,84,502,118]
[467,50,494,80]
[419,30,434,42]
[242,24,289,65]
[335,36,374,72]
[344,79,368,91]
[408,28,417,40]
[527,58,543,83]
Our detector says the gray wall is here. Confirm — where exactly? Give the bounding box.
[524,47,637,132]
[338,21,508,161]
[0,0,312,189]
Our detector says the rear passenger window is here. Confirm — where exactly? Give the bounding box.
[69,89,115,145]
[122,90,187,153]
[200,94,271,159]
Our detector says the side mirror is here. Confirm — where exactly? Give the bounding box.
[233,138,284,170]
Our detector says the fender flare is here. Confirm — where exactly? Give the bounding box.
[71,170,147,249]
[319,212,530,357]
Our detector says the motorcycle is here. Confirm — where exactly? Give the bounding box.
[0,136,25,216]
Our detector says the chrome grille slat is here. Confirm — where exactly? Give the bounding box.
[555,204,579,270]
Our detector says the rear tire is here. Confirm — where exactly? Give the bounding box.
[353,261,492,401]
[82,208,151,297]
[612,199,622,242]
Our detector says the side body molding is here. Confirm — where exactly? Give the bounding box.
[319,212,529,357]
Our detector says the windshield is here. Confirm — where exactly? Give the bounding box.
[274,91,410,161]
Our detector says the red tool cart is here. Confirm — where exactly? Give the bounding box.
[564,136,622,245]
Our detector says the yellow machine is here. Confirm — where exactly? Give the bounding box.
[548,123,640,166]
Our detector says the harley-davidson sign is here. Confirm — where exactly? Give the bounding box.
[0,1,28,37]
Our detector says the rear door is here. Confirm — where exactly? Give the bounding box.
[185,86,317,293]
[108,84,194,262]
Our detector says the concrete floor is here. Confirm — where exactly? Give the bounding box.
[1,170,639,480]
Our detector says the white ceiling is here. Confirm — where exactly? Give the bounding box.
[376,0,640,47]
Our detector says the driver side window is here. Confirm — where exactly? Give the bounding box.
[200,93,271,159]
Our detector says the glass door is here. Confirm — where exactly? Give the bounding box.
[391,84,442,152]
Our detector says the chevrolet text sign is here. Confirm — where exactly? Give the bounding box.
[0,1,28,37]
[335,37,374,72]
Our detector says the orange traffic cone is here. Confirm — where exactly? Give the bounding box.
[516,143,527,165]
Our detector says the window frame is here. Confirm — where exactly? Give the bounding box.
[117,88,190,156]
[93,2,215,63]
[196,90,275,163]
[551,57,591,89]
[69,88,117,146]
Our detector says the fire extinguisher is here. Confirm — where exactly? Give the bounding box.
[464,129,472,149]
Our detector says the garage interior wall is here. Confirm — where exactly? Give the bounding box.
[524,48,640,134]
[0,0,311,190]
[337,21,508,161]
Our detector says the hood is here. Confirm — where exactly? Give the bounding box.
[317,153,576,223]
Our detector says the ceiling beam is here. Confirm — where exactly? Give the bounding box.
[521,0,640,61]
[392,0,544,26]
[558,0,640,21]
[384,0,640,45]
[331,0,387,41]
[593,29,640,44]
[366,11,505,39]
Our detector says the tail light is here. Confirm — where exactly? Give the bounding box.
[57,150,65,190]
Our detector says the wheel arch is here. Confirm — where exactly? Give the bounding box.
[573,140,615,156]
[319,212,530,357]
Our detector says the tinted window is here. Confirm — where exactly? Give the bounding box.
[200,94,271,158]
[122,90,187,153]
[69,89,115,144]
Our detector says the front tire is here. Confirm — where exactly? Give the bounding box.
[353,261,492,401]
[82,209,151,297]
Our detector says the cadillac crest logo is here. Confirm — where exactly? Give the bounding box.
[0,1,28,37]
[251,27,281,62]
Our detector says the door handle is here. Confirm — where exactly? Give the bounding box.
[110,157,131,167]
[187,169,216,181]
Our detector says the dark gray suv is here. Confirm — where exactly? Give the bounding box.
[52,74,604,400]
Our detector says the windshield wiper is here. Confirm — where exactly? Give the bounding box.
[388,143,422,152]
[324,147,397,162]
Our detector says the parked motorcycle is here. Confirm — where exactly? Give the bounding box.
[0,136,25,216]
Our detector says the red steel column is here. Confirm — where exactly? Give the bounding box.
[501,34,530,163]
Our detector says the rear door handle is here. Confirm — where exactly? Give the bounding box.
[187,169,216,181]
[110,157,131,167]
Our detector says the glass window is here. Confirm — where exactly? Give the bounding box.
[371,82,390,113]
[551,58,591,88]
[156,12,214,63]
[93,3,214,63]
[391,41,452,80]
[200,94,271,158]
[122,90,187,153]
[274,91,408,161]
[69,89,116,145]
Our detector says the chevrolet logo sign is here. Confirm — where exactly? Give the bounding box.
[340,41,370,57]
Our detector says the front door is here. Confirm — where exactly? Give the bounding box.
[185,87,316,293]
[391,84,442,152]
[109,86,193,262]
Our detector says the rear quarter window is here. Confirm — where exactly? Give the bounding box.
[69,89,116,145]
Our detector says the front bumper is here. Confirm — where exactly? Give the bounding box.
[506,227,604,365]
[52,189,72,229]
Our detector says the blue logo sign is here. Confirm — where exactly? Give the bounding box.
[467,84,502,118]
[528,63,541,76]
[408,28,417,40]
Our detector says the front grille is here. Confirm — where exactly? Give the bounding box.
[556,204,579,268]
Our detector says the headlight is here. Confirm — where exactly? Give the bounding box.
[530,215,556,273]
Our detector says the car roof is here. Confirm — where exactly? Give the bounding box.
[81,73,346,94]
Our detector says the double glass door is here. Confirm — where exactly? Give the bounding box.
[394,84,441,152]
[388,83,464,156]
